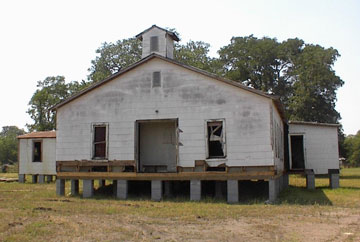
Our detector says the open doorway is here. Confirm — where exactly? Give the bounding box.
[290,135,305,170]
[135,119,178,173]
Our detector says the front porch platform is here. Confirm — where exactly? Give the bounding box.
[56,171,277,181]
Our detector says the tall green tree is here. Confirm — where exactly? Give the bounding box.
[218,36,343,123]
[287,45,343,123]
[344,130,360,166]
[27,76,87,131]
[88,38,215,82]
[174,40,215,72]
[88,38,142,83]
[0,126,25,165]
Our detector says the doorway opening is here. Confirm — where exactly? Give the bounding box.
[135,119,178,173]
[290,135,305,170]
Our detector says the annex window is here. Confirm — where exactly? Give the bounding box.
[33,141,42,162]
[150,36,159,52]
[93,124,108,159]
[152,71,161,87]
[206,120,226,159]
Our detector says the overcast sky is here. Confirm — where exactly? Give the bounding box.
[0,0,359,135]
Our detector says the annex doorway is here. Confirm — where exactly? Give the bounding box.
[290,135,305,170]
[135,119,178,173]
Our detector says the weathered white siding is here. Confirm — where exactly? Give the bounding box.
[19,138,56,175]
[141,27,174,58]
[289,124,339,174]
[271,104,284,172]
[56,58,277,168]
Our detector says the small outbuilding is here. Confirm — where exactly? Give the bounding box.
[17,131,56,183]
[288,121,340,188]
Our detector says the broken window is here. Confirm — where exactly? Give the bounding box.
[206,121,226,159]
[33,141,42,162]
[152,71,161,87]
[150,36,159,52]
[93,125,107,159]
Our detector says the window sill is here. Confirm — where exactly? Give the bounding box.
[205,158,227,165]
[90,159,109,162]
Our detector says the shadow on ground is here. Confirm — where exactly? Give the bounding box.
[279,186,332,205]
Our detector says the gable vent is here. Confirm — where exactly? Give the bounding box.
[150,36,159,52]
[152,71,161,87]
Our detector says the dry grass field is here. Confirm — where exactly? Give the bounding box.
[0,168,359,242]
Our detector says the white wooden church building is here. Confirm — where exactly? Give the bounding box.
[18,25,340,203]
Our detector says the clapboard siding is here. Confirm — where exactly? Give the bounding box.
[56,57,278,168]
[289,124,339,174]
[19,138,56,175]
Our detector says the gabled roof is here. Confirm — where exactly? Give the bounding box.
[51,53,285,119]
[17,131,56,139]
[288,121,340,127]
[136,25,180,41]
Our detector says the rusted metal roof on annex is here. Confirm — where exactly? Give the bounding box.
[135,24,180,41]
[50,53,286,119]
[288,121,340,127]
[17,131,56,139]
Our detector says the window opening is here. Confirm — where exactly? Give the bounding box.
[152,71,161,87]
[93,126,107,159]
[207,121,225,158]
[33,141,42,162]
[150,36,159,52]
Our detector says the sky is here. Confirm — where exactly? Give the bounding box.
[0,0,359,135]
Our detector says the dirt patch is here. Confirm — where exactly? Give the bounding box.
[45,199,72,202]
[33,207,54,212]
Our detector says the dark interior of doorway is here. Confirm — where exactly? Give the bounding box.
[290,135,305,169]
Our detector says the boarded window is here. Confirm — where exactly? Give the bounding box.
[150,36,159,52]
[207,121,226,158]
[93,126,107,159]
[152,71,161,87]
[33,141,42,162]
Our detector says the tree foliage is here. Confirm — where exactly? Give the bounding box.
[27,76,87,131]
[0,126,25,165]
[174,40,215,72]
[344,131,360,166]
[88,38,216,82]
[88,38,142,83]
[218,36,343,123]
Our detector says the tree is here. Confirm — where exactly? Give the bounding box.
[287,45,343,123]
[218,36,343,123]
[0,126,25,165]
[88,38,142,83]
[174,40,215,72]
[88,37,216,82]
[344,131,360,166]
[27,76,87,131]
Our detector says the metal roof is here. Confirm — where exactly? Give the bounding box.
[288,121,340,127]
[17,131,56,139]
[135,24,180,41]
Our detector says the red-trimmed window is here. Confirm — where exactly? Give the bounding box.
[93,125,107,159]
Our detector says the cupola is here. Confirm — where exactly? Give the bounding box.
[136,25,179,59]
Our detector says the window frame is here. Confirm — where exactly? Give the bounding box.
[32,140,43,163]
[92,123,109,160]
[205,119,227,160]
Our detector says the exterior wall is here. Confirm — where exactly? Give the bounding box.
[271,104,284,172]
[166,35,174,59]
[19,138,56,175]
[56,58,275,168]
[288,124,339,174]
[141,27,173,58]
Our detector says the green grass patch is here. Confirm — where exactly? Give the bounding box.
[0,168,359,241]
